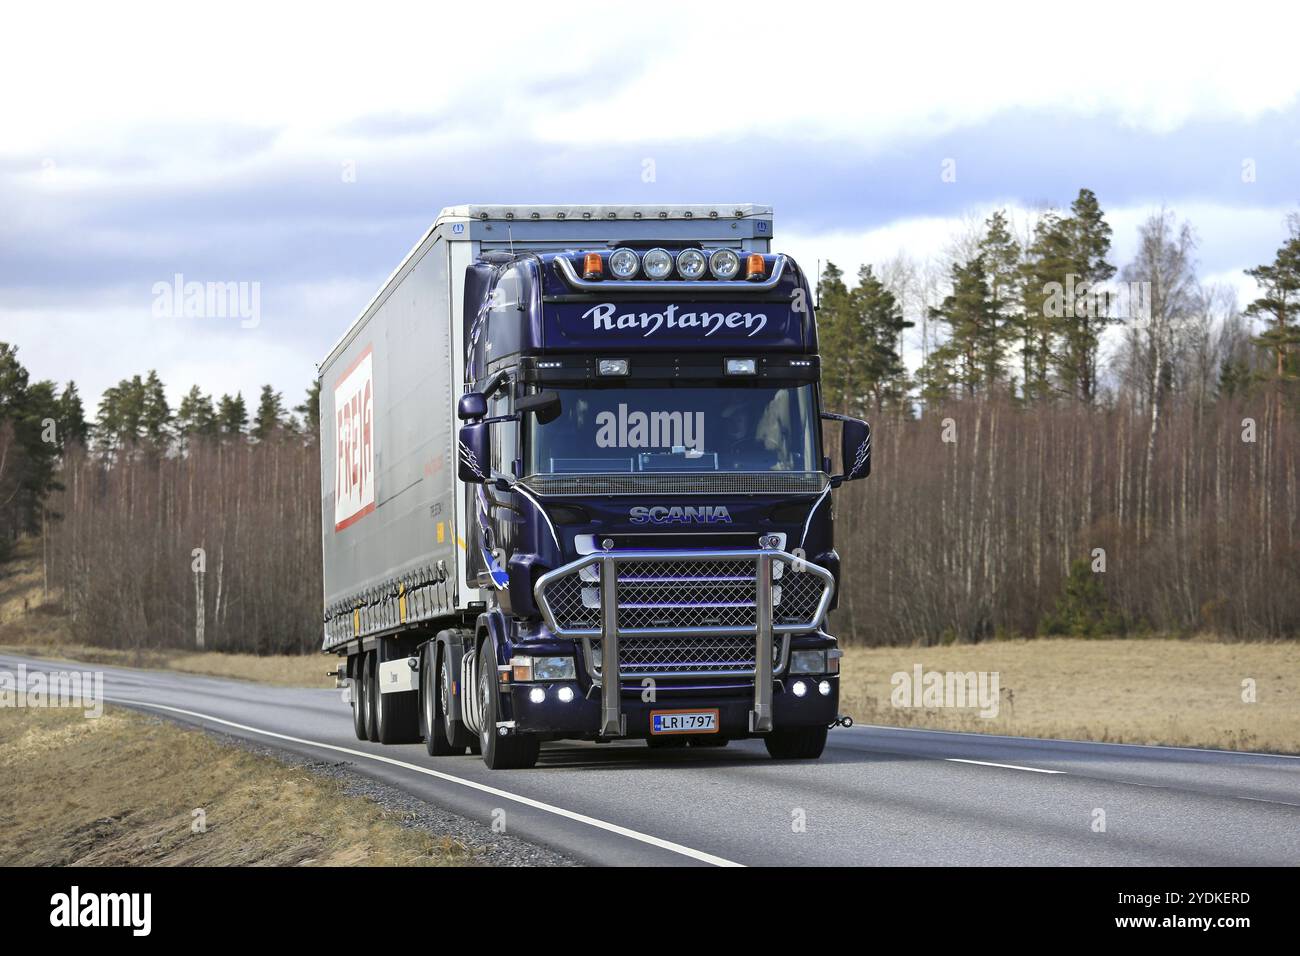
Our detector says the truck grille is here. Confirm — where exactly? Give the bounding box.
[585,634,783,679]
[538,556,828,634]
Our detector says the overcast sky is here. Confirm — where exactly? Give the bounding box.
[2,1,1298,411]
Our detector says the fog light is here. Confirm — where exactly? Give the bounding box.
[642,248,673,279]
[708,248,740,279]
[675,248,707,279]
[792,680,807,698]
[557,686,575,703]
[818,680,831,697]
[609,247,639,279]
[529,687,546,704]
[725,357,757,375]
[598,358,629,376]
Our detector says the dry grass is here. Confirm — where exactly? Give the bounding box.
[0,705,479,866]
[839,639,1300,754]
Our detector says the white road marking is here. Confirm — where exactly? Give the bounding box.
[945,758,1065,775]
[103,696,742,868]
[854,722,1300,761]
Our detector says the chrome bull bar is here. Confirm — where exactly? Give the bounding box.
[533,547,835,737]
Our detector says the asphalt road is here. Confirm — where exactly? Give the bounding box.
[4,651,1298,867]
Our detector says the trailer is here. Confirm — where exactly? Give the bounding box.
[318,204,870,769]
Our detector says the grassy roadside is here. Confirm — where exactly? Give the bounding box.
[0,705,478,866]
[838,639,1300,754]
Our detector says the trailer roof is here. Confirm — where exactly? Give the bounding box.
[320,203,773,371]
[435,203,772,224]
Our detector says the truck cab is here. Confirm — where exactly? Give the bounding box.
[454,237,869,767]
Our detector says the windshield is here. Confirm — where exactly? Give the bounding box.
[526,385,819,474]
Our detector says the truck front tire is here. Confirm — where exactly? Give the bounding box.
[477,640,540,770]
[763,725,828,760]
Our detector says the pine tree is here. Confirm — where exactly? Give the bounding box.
[1059,189,1117,402]
[140,370,172,447]
[1020,213,1073,401]
[850,265,913,413]
[217,392,248,437]
[978,210,1023,394]
[176,386,218,442]
[295,379,322,444]
[55,381,88,449]
[252,385,287,440]
[1243,232,1300,387]
[95,375,146,449]
[924,256,1006,398]
[816,262,856,413]
[0,344,61,536]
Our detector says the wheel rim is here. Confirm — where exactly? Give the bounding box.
[424,654,436,732]
[440,655,451,717]
[479,661,491,748]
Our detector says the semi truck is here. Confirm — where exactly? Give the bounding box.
[318,204,870,770]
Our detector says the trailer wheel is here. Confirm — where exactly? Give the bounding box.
[375,656,420,745]
[477,640,539,770]
[423,643,465,756]
[350,655,367,741]
[763,725,828,760]
[362,651,379,742]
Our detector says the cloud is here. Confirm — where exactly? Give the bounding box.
[3,1,1299,407]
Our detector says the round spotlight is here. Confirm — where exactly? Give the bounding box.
[818,680,831,697]
[528,687,546,704]
[609,247,639,279]
[642,248,673,279]
[675,249,707,280]
[792,680,807,698]
[557,686,575,703]
[708,248,741,280]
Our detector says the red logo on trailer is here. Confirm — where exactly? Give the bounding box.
[334,345,375,531]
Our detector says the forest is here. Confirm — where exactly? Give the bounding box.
[2,189,1297,652]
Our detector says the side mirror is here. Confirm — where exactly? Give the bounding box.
[516,390,562,425]
[458,392,487,421]
[458,422,489,483]
[840,417,871,481]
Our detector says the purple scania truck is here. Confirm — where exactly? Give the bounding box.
[318,204,870,769]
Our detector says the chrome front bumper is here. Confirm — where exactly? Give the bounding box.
[533,547,835,737]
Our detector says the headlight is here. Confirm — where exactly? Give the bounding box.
[532,657,577,681]
[642,248,673,279]
[675,249,707,279]
[609,247,639,279]
[708,248,741,279]
[512,656,577,681]
[789,650,828,674]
